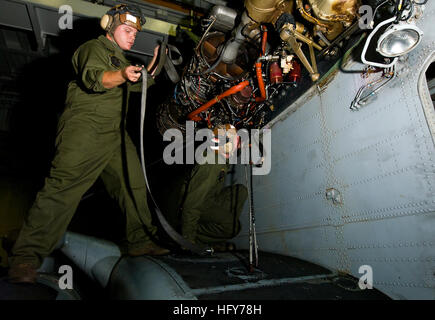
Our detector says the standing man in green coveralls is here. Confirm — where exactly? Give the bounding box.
[8,4,169,284]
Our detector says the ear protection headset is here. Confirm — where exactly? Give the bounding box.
[100,4,145,32]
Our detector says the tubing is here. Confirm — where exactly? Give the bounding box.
[255,62,266,102]
[188,80,250,121]
[221,14,249,64]
[253,27,268,103]
[261,25,268,55]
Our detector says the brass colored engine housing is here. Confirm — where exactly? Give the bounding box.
[307,0,360,24]
[244,0,293,24]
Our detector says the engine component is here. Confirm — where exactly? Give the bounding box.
[221,19,249,64]
[296,0,334,29]
[244,0,294,24]
[188,81,251,121]
[270,62,283,84]
[156,1,363,134]
[281,54,294,73]
[296,0,359,47]
[288,60,301,83]
[280,23,320,81]
[307,0,360,25]
[209,5,237,32]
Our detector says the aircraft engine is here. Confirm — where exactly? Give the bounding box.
[156,0,360,134]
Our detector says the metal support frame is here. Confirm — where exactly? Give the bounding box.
[24,1,45,51]
[280,23,321,82]
[0,0,167,57]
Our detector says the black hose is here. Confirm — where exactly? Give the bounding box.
[394,0,414,22]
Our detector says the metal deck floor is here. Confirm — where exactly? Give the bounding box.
[157,250,390,300]
[1,250,390,300]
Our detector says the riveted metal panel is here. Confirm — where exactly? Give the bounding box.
[234,1,435,300]
[344,215,435,300]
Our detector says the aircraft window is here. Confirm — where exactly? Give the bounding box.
[420,58,435,140]
[425,62,435,108]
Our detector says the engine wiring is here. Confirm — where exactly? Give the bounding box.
[394,0,427,22]
[156,0,383,135]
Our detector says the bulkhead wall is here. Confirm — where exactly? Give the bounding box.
[234,1,435,300]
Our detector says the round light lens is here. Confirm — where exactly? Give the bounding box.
[377,24,423,57]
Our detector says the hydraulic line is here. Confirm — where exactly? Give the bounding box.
[188,80,251,121]
[261,25,268,55]
[350,65,397,110]
[255,62,266,102]
[255,26,268,102]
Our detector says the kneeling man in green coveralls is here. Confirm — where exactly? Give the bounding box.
[173,125,248,250]
[8,4,169,284]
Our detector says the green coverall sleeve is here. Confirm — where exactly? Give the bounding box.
[181,164,218,243]
[72,41,108,93]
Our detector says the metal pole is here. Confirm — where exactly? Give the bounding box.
[244,164,253,271]
[250,162,258,268]
[245,140,259,272]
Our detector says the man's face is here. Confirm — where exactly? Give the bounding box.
[214,127,239,159]
[113,24,138,50]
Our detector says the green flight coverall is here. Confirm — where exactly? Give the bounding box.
[178,163,248,245]
[10,35,156,268]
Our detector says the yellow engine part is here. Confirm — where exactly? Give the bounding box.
[244,0,294,24]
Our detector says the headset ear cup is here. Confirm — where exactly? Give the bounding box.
[100,14,113,31]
